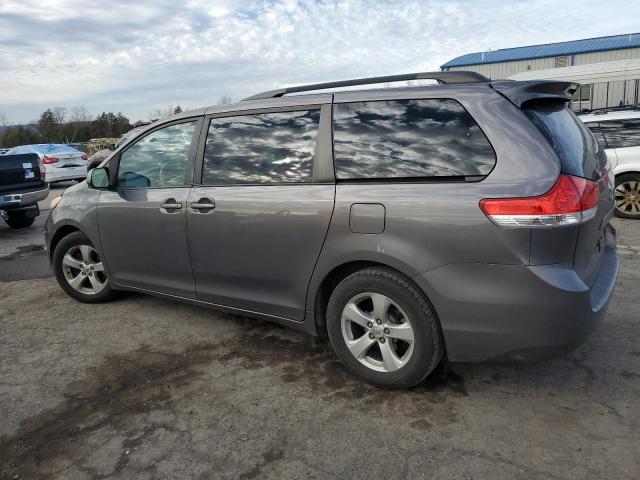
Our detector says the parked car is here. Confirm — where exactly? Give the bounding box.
[1,153,49,228]
[4,144,88,184]
[579,109,640,219]
[45,72,618,388]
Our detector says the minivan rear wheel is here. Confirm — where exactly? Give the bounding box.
[52,231,116,303]
[614,173,640,219]
[326,268,443,389]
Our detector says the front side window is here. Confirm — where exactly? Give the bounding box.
[203,110,320,185]
[117,121,196,188]
[332,99,496,180]
[599,119,640,149]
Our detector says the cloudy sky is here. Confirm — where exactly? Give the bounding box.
[1,0,639,124]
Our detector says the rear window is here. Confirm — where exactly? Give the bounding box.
[523,103,607,180]
[332,99,496,180]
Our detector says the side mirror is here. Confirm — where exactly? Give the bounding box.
[87,167,110,189]
[108,143,116,151]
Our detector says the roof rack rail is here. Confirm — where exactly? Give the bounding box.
[243,71,489,101]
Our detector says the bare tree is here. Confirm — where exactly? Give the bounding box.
[217,94,232,105]
[0,112,8,126]
[52,106,67,124]
[148,106,176,122]
[70,105,92,123]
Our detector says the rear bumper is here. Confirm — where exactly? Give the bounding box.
[414,236,619,363]
[45,165,86,182]
[0,185,49,210]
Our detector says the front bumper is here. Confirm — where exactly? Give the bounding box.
[414,235,619,363]
[0,185,49,210]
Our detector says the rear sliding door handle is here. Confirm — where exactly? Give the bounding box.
[160,199,183,213]
[190,198,215,213]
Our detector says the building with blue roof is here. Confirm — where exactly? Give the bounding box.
[441,33,640,70]
[441,33,640,110]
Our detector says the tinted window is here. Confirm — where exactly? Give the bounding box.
[203,110,320,185]
[524,103,607,180]
[599,119,640,148]
[118,122,196,188]
[332,99,495,180]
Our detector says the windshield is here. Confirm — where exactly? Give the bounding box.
[523,102,608,180]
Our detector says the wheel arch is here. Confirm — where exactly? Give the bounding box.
[613,167,640,179]
[48,221,101,260]
[311,259,432,332]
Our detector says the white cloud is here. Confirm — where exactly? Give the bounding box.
[1,0,639,123]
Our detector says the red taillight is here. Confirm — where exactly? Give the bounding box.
[38,157,46,180]
[480,174,600,227]
[81,154,88,161]
[42,156,59,164]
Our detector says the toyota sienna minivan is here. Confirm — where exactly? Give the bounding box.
[46,72,619,388]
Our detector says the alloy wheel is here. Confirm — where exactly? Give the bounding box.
[61,245,107,295]
[340,292,415,373]
[615,180,640,216]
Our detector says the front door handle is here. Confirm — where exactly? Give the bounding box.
[160,198,183,213]
[191,198,215,213]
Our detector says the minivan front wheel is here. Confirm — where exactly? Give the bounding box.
[52,232,116,303]
[326,268,443,389]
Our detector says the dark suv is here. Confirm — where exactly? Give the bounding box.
[46,72,619,388]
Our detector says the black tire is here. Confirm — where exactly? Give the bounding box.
[5,211,35,229]
[614,173,640,219]
[326,268,444,389]
[52,231,116,303]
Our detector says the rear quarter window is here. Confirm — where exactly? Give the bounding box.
[332,98,496,180]
[523,103,607,180]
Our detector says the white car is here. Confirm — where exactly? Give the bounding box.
[580,109,640,219]
[4,144,88,183]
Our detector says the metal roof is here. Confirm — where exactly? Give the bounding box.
[441,33,640,68]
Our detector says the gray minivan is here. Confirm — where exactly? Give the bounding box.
[46,72,619,388]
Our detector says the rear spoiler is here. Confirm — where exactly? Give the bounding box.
[490,80,579,108]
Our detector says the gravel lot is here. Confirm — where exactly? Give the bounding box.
[1,185,639,479]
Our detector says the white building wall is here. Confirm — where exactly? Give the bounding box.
[446,57,555,79]
[445,47,640,80]
[573,47,640,65]
[508,58,640,110]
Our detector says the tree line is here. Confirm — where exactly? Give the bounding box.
[0,98,230,150]
[0,107,134,148]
